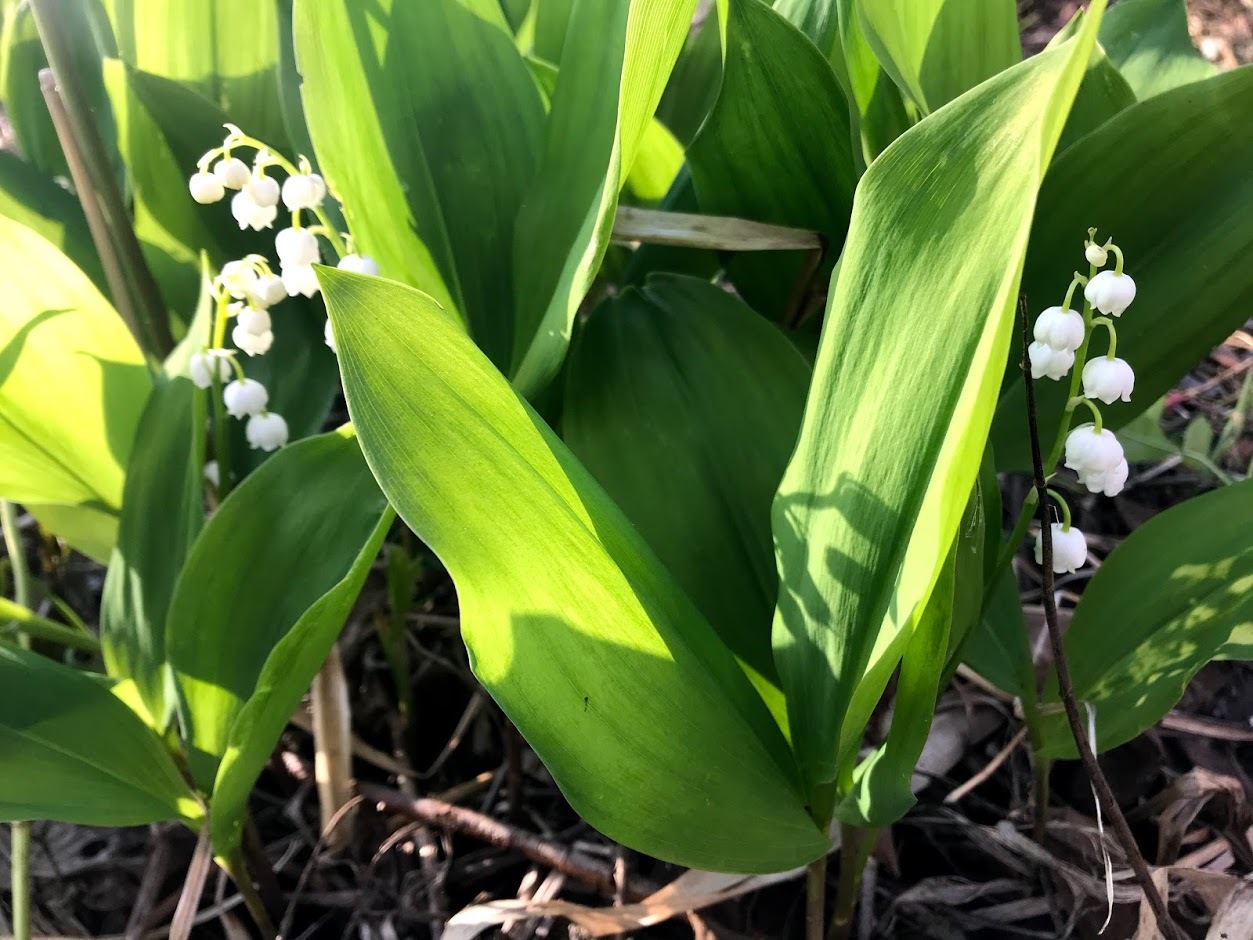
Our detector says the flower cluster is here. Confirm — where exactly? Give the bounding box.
[183,126,383,482]
[1030,230,1139,573]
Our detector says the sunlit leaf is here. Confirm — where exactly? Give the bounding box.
[1098,0,1215,100]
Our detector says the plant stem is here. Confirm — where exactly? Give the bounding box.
[211,374,234,500]
[0,597,102,653]
[2,501,32,940]
[1018,297,1183,940]
[805,854,826,940]
[223,850,277,940]
[828,826,876,940]
[989,488,1039,594]
[1042,264,1098,473]
[29,3,173,359]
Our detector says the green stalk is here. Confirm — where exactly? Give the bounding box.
[2,501,32,940]
[1042,265,1097,474]
[29,0,174,359]
[0,597,101,653]
[827,825,877,940]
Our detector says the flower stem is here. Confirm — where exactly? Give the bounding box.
[1091,316,1118,359]
[1068,396,1104,433]
[1045,488,1072,530]
[1060,271,1087,311]
[805,855,826,940]
[2,501,32,940]
[828,826,877,940]
[1109,243,1125,275]
[990,488,1039,589]
[1042,262,1098,471]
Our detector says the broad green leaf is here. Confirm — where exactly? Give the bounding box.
[625,117,683,204]
[0,215,150,557]
[771,13,1101,794]
[105,0,287,146]
[0,0,117,180]
[0,151,107,295]
[1098,0,1215,101]
[688,0,857,320]
[1037,480,1253,758]
[167,428,389,789]
[295,0,544,371]
[100,375,205,726]
[562,274,810,702]
[532,0,574,63]
[963,564,1033,700]
[321,268,829,872]
[856,0,1020,115]
[211,502,392,856]
[991,67,1253,470]
[1056,41,1137,153]
[0,644,199,826]
[510,0,697,396]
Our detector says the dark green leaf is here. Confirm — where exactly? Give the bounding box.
[0,644,198,826]
[1098,0,1216,100]
[101,374,204,726]
[167,427,389,788]
[992,67,1253,470]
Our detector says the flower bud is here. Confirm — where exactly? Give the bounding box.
[281,172,327,210]
[232,324,274,356]
[1082,357,1135,404]
[203,460,220,488]
[189,171,225,204]
[246,412,289,451]
[1028,341,1074,380]
[1033,305,1085,352]
[275,227,319,265]
[231,191,277,231]
[282,263,320,297]
[1084,270,1136,317]
[223,378,268,418]
[245,173,281,208]
[235,305,272,336]
[1034,524,1087,574]
[1085,243,1108,268]
[189,351,230,389]
[250,273,287,308]
[337,253,380,276]
[214,156,250,189]
[324,318,337,354]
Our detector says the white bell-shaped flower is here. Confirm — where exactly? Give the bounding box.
[223,378,268,418]
[214,156,250,190]
[1029,341,1074,380]
[281,173,327,211]
[245,173,280,208]
[203,459,220,488]
[1082,357,1135,404]
[1035,523,1088,574]
[324,318,337,354]
[231,191,277,231]
[1033,305,1085,351]
[232,324,274,356]
[282,263,320,297]
[1095,458,1129,497]
[338,253,380,276]
[1085,244,1108,268]
[188,351,231,389]
[249,273,287,308]
[275,227,319,266]
[235,305,272,336]
[219,259,259,299]
[189,171,225,204]
[1065,423,1127,495]
[246,412,289,451]
[1084,270,1136,317]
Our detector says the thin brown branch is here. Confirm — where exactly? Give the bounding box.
[358,782,646,901]
[1018,295,1184,940]
[944,726,1029,804]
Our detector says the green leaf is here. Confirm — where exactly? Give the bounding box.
[963,557,1033,700]
[0,215,151,559]
[0,644,198,826]
[167,427,389,789]
[1098,0,1216,101]
[654,10,722,146]
[321,267,829,872]
[100,374,205,726]
[0,0,117,181]
[562,274,810,705]
[510,0,698,396]
[1037,480,1253,758]
[624,117,683,204]
[295,0,545,371]
[856,0,1020,115]
[1056,41,1136,153]
[211,501,391,856]
[532,0,575,63]
[991,67,1253,470]
[0,151,108,295]
[771,12,1101,794]
[687,0,857,319]
[105,0,288,146]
